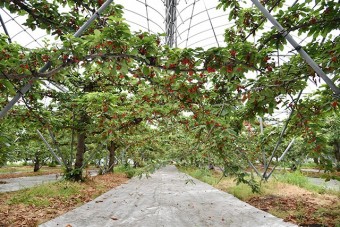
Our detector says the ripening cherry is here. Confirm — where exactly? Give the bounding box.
[230,50,237,57]
[207,67,216,73]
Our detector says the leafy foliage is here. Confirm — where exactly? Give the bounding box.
[0,0,339,184]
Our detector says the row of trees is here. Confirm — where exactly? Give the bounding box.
[0,0,339,185]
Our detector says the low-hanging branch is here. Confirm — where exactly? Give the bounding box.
[2,51,264,80]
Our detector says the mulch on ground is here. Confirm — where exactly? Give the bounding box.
[247,192,339,227]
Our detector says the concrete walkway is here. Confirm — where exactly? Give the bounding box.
[41,166,295,227]
[0,174,61,193]
[0,170,98,193]
[307,177,340,191]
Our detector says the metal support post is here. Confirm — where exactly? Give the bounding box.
[251,0,340,97]
[37,130,63,166]
[165,0,177,47]
[48,127,70,169]
[278,138,295,162]
[258,117,267,172]
[0,13,12,43]
[0,0,114,119]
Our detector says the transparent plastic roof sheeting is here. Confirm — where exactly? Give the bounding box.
[0,0,234,49]
[1,0,335,74]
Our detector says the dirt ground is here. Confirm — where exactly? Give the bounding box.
[0,173,129,226]
[246,182,339,227]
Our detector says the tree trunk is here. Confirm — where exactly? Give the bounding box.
[107,141,116,173]
[70,83,93,181]
[33,153,40,172]
[74,131,86,181]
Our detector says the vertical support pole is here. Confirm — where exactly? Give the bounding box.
[165,0,177,47]
[251,0,340,97]
[0,0,114,119]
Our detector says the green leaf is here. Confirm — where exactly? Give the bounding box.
[94,29,101,38]
[2,80,16,95]
[143,66,150,75]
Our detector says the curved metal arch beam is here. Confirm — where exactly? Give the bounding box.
[1,9,43,48]
[2,13,21,24]
[10,29,29,40]
[176,6,218,31]
[178,14,227,37]
[175,0,197,41]
[136,0,165,19]
[178,2,196,15]
[125,20,158,34]
[124,8,165,33]
[187,32,225,48]
[179,22,234,46]
[24,34,51,47]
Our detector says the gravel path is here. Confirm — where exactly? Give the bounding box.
[41,166,295,227]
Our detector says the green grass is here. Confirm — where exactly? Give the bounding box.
[8,181,83,207]
[0,166,31,173]
[300,162,320,169]
[180,166,339,198]
[0,165,62,174]
[114,165,145,178]
[225,182,259,200]
[179,166,261,200]
[274,171,334,194]
[178,166,219,185]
